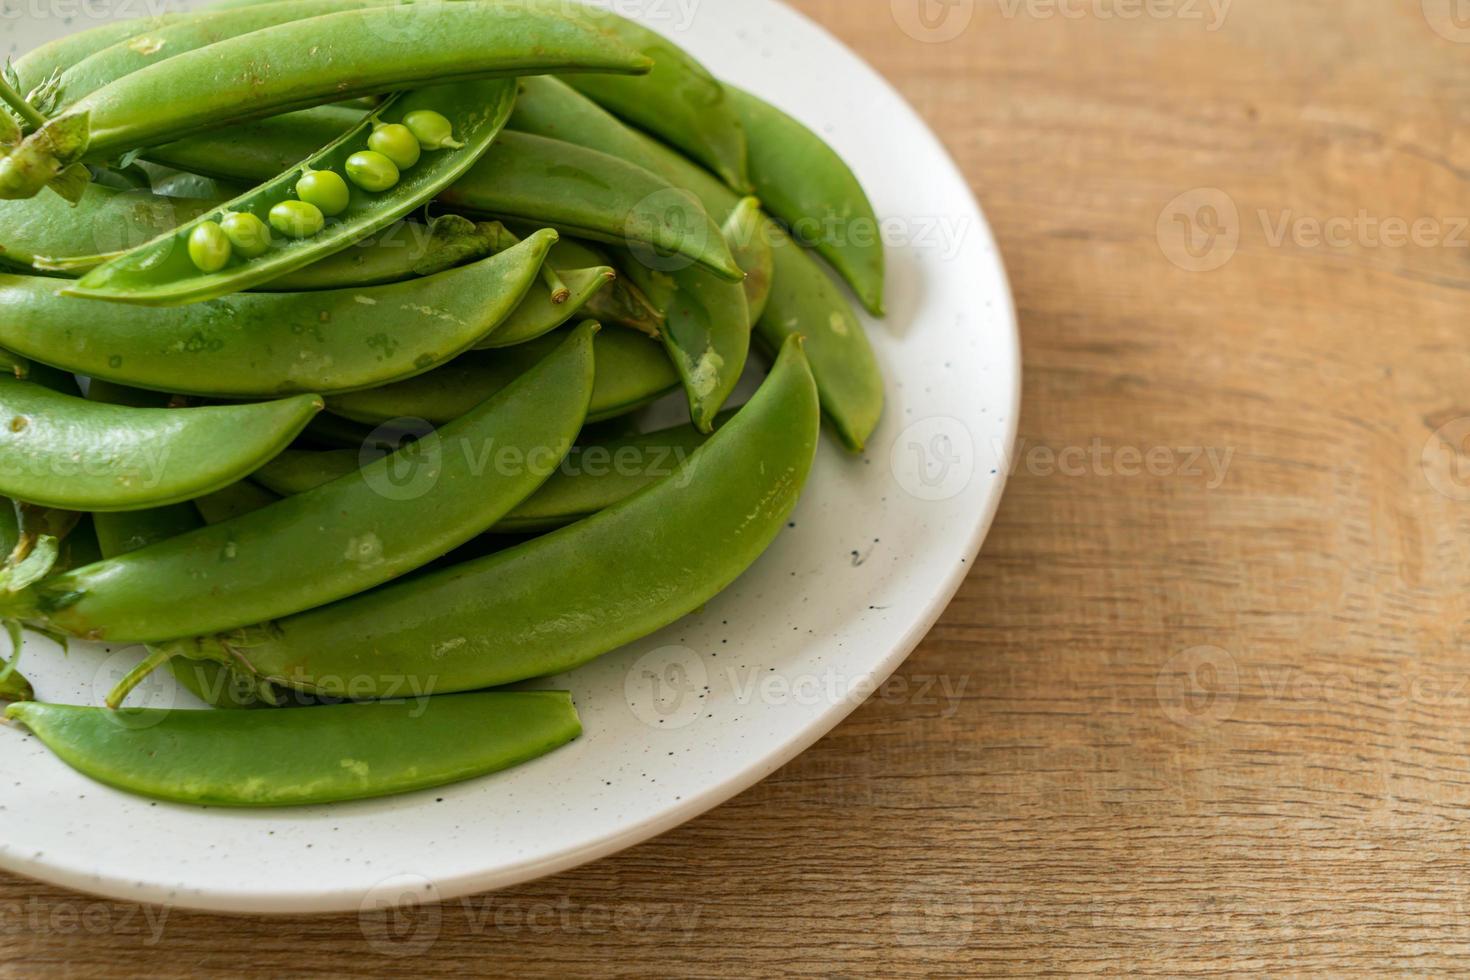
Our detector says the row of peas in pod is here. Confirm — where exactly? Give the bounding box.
[188,110,459,271]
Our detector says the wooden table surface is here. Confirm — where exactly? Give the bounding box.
[7,0,1470,973]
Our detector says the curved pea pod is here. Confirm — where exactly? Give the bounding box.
[52,0,402,108]
[5,692,582,807]
[329,325,678,427]
[0,375,320,512]
[149,105,364,183]
[0,3,653,199]
[66,79,519,306]
[0,183,217,273]
[0,324,597,654]
[10,14,188,99]
[439,132,742,283]
[0,230,558,399]
[545,3,750,192]
[255,215,507,292]
[170,337,818,700]
[757,220,883,452]
[725,86,886,317]
[477,266,616,350]
[257,416,719,534]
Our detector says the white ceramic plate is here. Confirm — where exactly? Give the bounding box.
[0,0,1019,913]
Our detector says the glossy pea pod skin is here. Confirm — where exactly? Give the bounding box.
[329,325,678,427]
[0,230,558,399]
[725,85,886,317]
[9,14,188,98]
[5,692,582,808]
[0,376,321,512]
[0,183,218,272]
[0,324,597,647]
[0,3,653,200]
[255,214,507,292]
[68,79,520,306]
[173,337,818,700]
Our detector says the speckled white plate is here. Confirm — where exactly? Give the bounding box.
[0,0,1019,913]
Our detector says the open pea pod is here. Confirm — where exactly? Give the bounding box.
[6,692,582,807]
[162,337,818,701]
[0,183,218,272]
[0,324,597,651]
[329,326,678,427]
[0,229,558,398]
[0,375,320,512]
[65,79,518,305]
[0,3,652,200]
[725,85,886,317]
[255,215,507,292]
[257,416,719,535]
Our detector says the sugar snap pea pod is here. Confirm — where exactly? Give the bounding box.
[758,222,884,452]
[52,0,400,108]
[0,230,558,398]
[330,325,677,427]
[10,14,188,99]
[5,692,582,807]
[258,417,719,535]
[67,79,520,306]
[255,215,505,292]
[543,2,750,192]
[193,481,281,526]
[477,265,615,350]
[725,86,885,317]
[0,375,321,512]
[148,105,363,183]
[0,324,596,651]
[438,132,742,283]
[0,4,653,200]
[0,183,217,273]
[164,337,817,700]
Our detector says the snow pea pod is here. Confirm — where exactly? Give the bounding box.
[0,323,596,648]
[257,417,716,534]
[0,183,217,272]
[255,215,505,292]
[5,692,582,807]
[1,3,653,199]
[477,265,615,349]
[0,230,558,398]
[0,376,321,512]
[163,336,817,701]
[67,78,519,305]
[758,222,884,452]
[329,325,677,427]
[10,14,188,99]
[725,85,886,317]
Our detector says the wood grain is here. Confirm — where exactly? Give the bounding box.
[5,0,1469,973]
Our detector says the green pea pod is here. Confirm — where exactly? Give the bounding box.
[549,3,750,192]
[168,336,818,700]
[725,86,885,317]
[0,230,558,398]
[0,323,597,651]
[0,376,320,512]
[255,215,507,292]
[257,417,719,535]
[478,266,616,349]
[67,78,520,305]
[0,183,218,272]
[10,15,189,98]
[329,326,677,427]
[192,481,281,526]
[153,117,742,284]
[53,0,403,108]
[758,222,884,452]
[5,692,582,807]
[0,3,653,199]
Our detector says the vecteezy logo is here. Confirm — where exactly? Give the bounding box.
[1423,0,1470,43]
[1156,645,1239,730]
[1156,188,1240,272]
[891,0,975,43]
[890,878,975,948]
[891,416,976,502]
[360,419,440,502]
[1421,417,1470,501]
[358,874,443,957]
[624,645,708,730]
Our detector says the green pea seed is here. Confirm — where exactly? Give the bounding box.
[368,123,421,170]
[402,110,463,150]
[269,200,325,239]
[219,212,272,258]
[345,150,400,192]
[187,221,232,273]
[295,168,350,216]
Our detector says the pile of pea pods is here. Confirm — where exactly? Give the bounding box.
[0,0,885,808]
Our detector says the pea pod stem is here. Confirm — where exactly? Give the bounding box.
[0,79,44,133]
